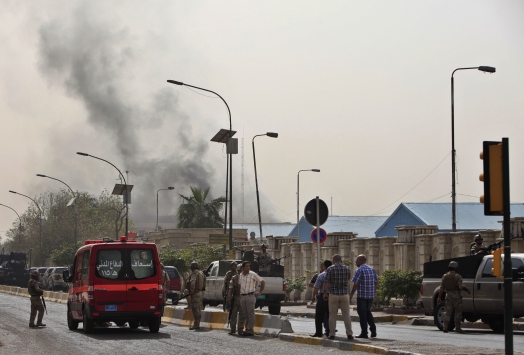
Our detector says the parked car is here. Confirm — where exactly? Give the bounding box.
[48,267,68,291]
[37,267,48,278]
[42,267,55,290]
[163,266,182,304]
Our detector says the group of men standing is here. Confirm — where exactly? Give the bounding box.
[310,254,378,340]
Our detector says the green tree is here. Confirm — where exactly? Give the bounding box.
[159,243,224,276]
[176,187,226,228]
[376,269,422,308]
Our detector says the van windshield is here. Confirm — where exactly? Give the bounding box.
[96,248,156,280]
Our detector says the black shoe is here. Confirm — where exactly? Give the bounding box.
[371,332,377,338]
[310,333,323,338]
[356,334,368,339]
[243,332,254,336]
[347,335,354,340]
[328,336,335,340]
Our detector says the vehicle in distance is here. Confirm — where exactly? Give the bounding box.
[163,266,181,305]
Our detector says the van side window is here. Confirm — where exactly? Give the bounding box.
[81,251,90,281]
[96,250,123,279]
[130,249,155,279]
[210,263,219,277]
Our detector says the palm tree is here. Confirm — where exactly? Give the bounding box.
[176,187,226,228]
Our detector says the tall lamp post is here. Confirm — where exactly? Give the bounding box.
[37,174,78,249]
[167,79,235,250]
[252,132,278,239]
[451,66,495,232]
[77,152,131,238]
[157,187,175,231]
[0,203,22,249]
[297,169,320,239]
[9,191,43,265]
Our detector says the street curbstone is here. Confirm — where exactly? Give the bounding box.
[277,333,295,342]
[351,343,389,354]
[289,334,322,345]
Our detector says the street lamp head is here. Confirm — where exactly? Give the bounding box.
[167,80,184,86]
[312,169,320,172]
[36,174,47,178]
[478,66,496,73]
[76,152,89,156]
[9,190,17,194]
[168,187,175,190]
[266,132,278,138]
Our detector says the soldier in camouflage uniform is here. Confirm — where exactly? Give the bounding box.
[161,264,170,305]
[470,234,488,255]
[223,262,238,303]
[27,270,46,328]
[437,261,471,333]
[187,261,205,330]
[254,244,273,274]
[227,263,246,335]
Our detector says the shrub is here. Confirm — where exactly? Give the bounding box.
[376,269,422,308]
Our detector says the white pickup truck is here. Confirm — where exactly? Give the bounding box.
[202,257,286,315]
[420,253,524,332]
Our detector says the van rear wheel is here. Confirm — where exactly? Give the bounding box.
[433,301,455,331]
[67,309,79,330]
[83,313,94,334]
[149,318,161,333]
[129,320,140,329]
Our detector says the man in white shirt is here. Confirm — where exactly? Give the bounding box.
[238,261,265,336]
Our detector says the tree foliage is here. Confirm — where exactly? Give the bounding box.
[176,187,226,228]
[158,243,224,277]
[376,269,423,308]
[2,189,134,266]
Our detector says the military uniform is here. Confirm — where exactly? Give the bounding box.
[257,251,273,274]
[188,268,205,329]
[440,270,465,332]
[162,269,170,304]
[223,269,236,299]
[228,273,246,334]
[28,277,45,327]
[470,243,487,255]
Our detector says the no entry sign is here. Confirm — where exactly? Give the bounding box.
[310,228,327,244]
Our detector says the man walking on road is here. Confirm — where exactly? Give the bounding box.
[437,261,470,333]
[28,270,46,328]
[350,254,378,339]
[310,259,332,338]
[324,254,353,340]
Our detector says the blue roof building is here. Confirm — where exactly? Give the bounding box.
[375,202,524,237]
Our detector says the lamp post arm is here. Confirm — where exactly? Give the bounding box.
[0,203,21,221]
[45,176,75,197]
[86,155,127,186]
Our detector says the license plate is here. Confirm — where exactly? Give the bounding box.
[257,295,265,300]
[105,305,117,311]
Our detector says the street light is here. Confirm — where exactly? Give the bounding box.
[9,190,43,265]
[451,66,495,232]
[157,187,175,231]
[76,152,131,238]
[297,169,320,239]
[37,174,78,249]
[0,203,22,249]
[252,132,278,239]
[167,79,235,250]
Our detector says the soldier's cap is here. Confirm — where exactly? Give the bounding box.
[190,261,199,269]
[475,234,483,241]
[30,270,39,277]
[230,261,237,266]
[261,244,267,248]
[448,261,459,269]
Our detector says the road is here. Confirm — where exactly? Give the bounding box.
[0,293,364,355]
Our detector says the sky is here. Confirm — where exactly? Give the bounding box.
[1,1,523,241]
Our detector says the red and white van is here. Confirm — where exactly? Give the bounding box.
[63,237,164,333]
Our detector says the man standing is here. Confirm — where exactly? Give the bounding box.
[161,264,170,305]
[223,262,238,309]
[310,259,332,338]
[186,261,205,330]
[350,254,378,339]
[238,261,265,336]
[470,234,487,255]
[227,263,246,335]
[323,254,353,340]
[437,261,471,333]
[28,270,45,328]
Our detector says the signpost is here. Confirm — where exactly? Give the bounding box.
[304,197,329,274]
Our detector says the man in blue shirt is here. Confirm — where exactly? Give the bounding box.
[310,259,332,337]
[350,254,378,339]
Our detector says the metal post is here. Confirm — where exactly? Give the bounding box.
[316,196,321,273]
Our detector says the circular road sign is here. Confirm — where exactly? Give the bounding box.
[304,198,329,226]
[310,228,327,244]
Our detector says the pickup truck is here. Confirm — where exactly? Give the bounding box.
[420,253,524,332]
[202,255,286,316]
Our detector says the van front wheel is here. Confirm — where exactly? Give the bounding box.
[67,309,79,330]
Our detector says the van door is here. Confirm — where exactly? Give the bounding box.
[473,258,503,314]
[93,247,128,313]
[125,246,161,312]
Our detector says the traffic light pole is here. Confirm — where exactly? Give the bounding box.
[501,138,512,355]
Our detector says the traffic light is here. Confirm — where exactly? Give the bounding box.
[479,141,503,215]
[491,248,503,279]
